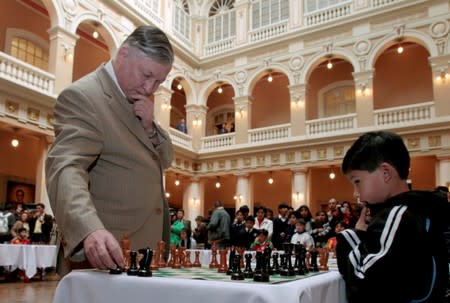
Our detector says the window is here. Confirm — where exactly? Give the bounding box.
[305,0,350,13]
[173,0,190,40]
[251,0,289,30]
[10,37,48,70]
[321,85,355,117]
[207,0,236,44]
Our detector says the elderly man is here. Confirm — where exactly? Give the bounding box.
[46,25,174,274]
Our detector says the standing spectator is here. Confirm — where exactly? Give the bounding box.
[284,212,298,243]
[218,123,228,134]
[266,208,274,221]
[230,210,246,247]
[29,203,53,244]
[239,205,250,220]
[254,206,274,239]
[296,205,314,234]
[207,200,230,249]
[175,118,187,134]
[327,198,338,221]
[170,211,184,248]
[242,216,259,249]
[311,210,331,248]
[193,215,208,249]
[179,228,196,249]
[176,209,191,233]
[272,203,290,250]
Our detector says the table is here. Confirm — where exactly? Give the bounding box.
[0,244,57,278]
[53,269,347,303]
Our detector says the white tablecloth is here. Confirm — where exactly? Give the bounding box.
[53,269,347,303]
[0,244,57,278]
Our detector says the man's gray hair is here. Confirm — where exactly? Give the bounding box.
[123,25,174,65]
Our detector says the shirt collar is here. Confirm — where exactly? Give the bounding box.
[104,61,126,98]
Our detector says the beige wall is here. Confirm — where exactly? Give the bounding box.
[72,34,110,82]
[252,170,292,213]
[373,44,433,109]
[251,75,290,128]
[409,155,437,190]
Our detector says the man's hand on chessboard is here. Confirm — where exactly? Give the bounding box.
[84,229,125,270]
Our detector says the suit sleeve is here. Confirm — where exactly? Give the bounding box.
[46,87,105,257]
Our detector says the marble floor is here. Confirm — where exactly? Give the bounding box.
[0,277,58,303]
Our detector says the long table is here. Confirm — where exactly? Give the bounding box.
[53,268,347,303]
[0,244,57,278]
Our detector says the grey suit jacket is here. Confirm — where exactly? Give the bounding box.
[46,65,172,258]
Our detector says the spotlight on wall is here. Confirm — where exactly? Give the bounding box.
[329,167,336,180]
[193,115,202,127]
[268,172,274,185]
[356,82,369,96]
[11,128,19,148]
[267,70,273,83]
[215,177,221,189]
[436,69,450,83]
[177,83,182,90]
[63,44,74,62]
[175,174,180,186]
[217,86,223,94]
[161,100,172,111]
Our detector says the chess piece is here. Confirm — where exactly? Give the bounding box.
[179,247,186,267]
[318,247,329,271]
[127,250,139,276]
[121,233,131,269]
[236,247,245,268]
[243,252,254,279]
[272,252,280,275]
[209,243,219,269]
[294,243,304,275]
[193,251,201,267]
[157,241,167,267]
[173,249,182,269]
[109,266,122,275]
[264,248,274,275]
[280,243,295,276]
[310,249,319,272]
[150,250,159,270]
[185,250,193,267]
[226,249,235,275]
[168,246,176,267]
[137,247,153,277]
[231,254,245,281]
[218,248,228,273]
[253,251,263,282]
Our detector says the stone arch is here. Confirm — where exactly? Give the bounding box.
[168,72,197,107]
[70,13,120,55]
[367,30,437,69]
[198,76,238,106]
[246,63,293,96]
[42,0,64,28]
[301,47,359,84]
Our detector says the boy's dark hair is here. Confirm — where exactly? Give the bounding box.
[435,186,449,193]
[18,227,27,233]
[255,206,266,214]
[245,215,255,223]
[342,131,410,179]
[296,218,306,225]
[257,229,269,236]
[278,203,289,210]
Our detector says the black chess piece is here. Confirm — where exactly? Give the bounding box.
[294,243,304,275]
[137,247,153,277]
[300,245,309,274]
[310,249,319,272]
[127,250,139,276]
[253,251,263,282]
[231,254,245,280]
[272,252,280,275]
[226,249,235,275]
[280,243,295,276]
[260,249,270,282]
[243,252,253,278]
[109,266,122,275]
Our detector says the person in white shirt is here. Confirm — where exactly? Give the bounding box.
[290,219,314,251]
[254,206,273,239]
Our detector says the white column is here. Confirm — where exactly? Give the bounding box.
[234,173,251,213]
[291,167,308,210]
[35,136,53,216]
[436,157,450,187]
[183,177,203,225]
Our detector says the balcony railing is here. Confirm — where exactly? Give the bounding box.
[304,1,352,27]
[123,0,163,26]
[201,133,235,150]
[169,128,193,149]
[306,113,357,136]
[249,21,289,43]
[249,124,290,144]
[0,52,55,96]
[374,101,434,127]
[205,37,235,56]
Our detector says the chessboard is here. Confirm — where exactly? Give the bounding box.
[152,266,326,284]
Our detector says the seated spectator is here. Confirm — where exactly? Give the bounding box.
[179,228,197,249]
[327,221,347,256]
[290,219,314,251]
[250,229,273,252]
[193,215,208,249]
[11,227,31,245]
[242,216,259,249]
[10,212,29,240]
[311,210,332,248]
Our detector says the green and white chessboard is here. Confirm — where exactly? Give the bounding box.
[152,266,327,284]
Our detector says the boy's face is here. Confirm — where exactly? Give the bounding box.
[19,230,27,238]
[346,167,387,204]
[245,221,254,229]
[295,223,305,232]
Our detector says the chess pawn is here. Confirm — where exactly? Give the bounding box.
[318,247,329,271]
[157,240,167,268]
[272,252,280,275]
[218,249,228,273]
[310,249,319,272]
[179,247,186,267]
[236,247,245,268]
[185,250,193,267]
[209,243,219,269]
[243,253,253,279]
[127,250,139,276]
[173,249,182,269]
[231,254,245,281]
[150,250,159,270]
[226,249,235,275]
[168,246,176,267]
[193,251,201,267]
[121,233,131,268]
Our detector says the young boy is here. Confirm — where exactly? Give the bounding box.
[250,229,273,252]
[11,227,31,245]
[290,219,314,251]
[336,131,449,303]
